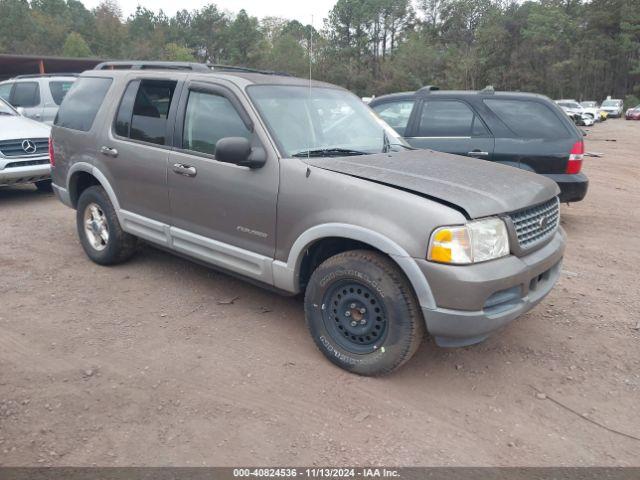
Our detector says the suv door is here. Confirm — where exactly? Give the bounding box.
[168,80,279,263]
[100,77,180,228]
[405,99,494,161]
[10,81,44,121]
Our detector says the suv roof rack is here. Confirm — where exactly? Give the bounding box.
[13,73,80,79]
[417,85,440,94]
[94,61,291,76]
[94,61,211,71]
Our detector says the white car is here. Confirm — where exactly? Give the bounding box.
[556,100,595,126]
[600,99,623,118]
[0,97,52,191]
[579,101,603,122]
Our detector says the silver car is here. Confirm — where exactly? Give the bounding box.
[0,97,51,191]
[51,64,566,375]
[0,74,76,125]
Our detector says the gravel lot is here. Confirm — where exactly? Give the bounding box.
[0,120,639,467]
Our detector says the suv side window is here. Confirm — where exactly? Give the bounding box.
[182,90,251,155]
[417,100,488,137]
[11,82,40,108]
[115,80,177,145]
[372,100,414,135]
[484,99,571,139]
[54,77,112,131]
[0,83,12,102]
[49,80,75,106]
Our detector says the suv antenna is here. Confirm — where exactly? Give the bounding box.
[307,15,314,161]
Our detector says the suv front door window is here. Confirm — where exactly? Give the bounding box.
[168,85,278,258]
[407,99,494,161]
[371,100,414,136]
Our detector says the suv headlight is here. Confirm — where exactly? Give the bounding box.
[428,217,510,265]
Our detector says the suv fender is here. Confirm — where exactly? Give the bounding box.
[66,163,121,214]
[272,223,437,311]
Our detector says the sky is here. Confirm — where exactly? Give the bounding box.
[80,0,338,25]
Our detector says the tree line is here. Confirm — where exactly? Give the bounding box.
[1,0,639,105]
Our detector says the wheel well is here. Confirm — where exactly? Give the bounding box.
[298,237,379,292]
[69,171,100,208]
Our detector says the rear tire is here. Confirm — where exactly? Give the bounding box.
[35,179,52,192]
[76,186,137,265]
[304,249,425,376]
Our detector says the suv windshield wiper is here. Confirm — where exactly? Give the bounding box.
[291,148,369,158]
[382,130,416,152]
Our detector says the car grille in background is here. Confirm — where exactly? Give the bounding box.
[509,197,560,249]
[0,138,49,157]
[4,159,50,169]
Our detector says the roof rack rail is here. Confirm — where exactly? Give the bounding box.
[417,85,440,94]
[94,61,211,71]
[208,64,292,76]
[13,73,80,79]
[479,85,495,94]
[93,61,291,76]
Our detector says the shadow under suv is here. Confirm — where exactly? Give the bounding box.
[50,63,565,375]
[370,87,588,203]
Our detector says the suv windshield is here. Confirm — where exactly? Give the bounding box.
[0,98,16,116]
[248,85,406,157]
[602,100,618,107]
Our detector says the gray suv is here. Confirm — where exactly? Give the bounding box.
[51,64,565,375]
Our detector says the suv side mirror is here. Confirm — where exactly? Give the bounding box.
[16,106,25,116]
[215,137,266,169]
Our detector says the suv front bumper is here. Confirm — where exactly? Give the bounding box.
[418,229,565,347]
[0,156,51,187]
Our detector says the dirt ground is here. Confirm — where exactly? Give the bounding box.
[0,119,639,467]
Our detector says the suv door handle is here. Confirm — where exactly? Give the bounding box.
[468,150,489,157]
[100,146,119,158]
[172,163,197,177]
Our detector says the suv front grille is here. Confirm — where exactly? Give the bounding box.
[509,197,560,250]
[0,138,48,157]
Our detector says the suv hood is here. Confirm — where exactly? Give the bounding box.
[0,115,50,141]
[304,150,559,219]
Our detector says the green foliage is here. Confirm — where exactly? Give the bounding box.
[62,32,92,57]
[0,0,637,101]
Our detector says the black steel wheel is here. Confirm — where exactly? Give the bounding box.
[304,249,425,376]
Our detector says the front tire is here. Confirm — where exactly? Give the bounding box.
[76,186,137,265]
[304,250,425,376]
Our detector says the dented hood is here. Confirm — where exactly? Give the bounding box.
[303,149,560,219]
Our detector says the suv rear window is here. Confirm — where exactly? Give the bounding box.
[417,100,488,137]
[484,99,571,139]
[55,77,112,132]
[114,79,177,145]
[49,80,75,105]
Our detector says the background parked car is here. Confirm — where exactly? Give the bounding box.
[370,87,588,202]
[555,100,595,126]
[0,74,76,125]
[579,101,606,122]
[626,104,640,120]
[600,98,624,117]
[0,97,52,191]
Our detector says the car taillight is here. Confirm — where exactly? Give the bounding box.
[48,136,55,167]
[566,140,583,174]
